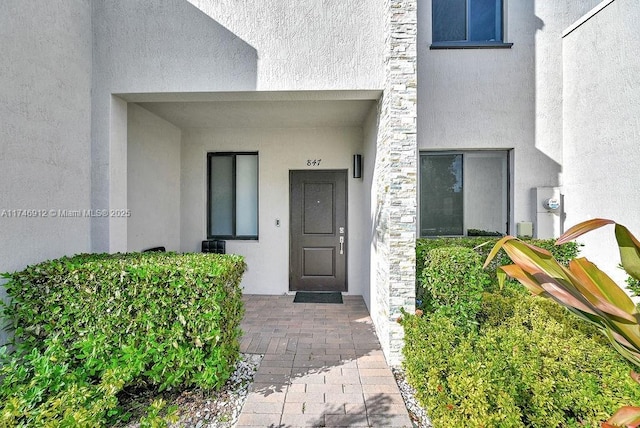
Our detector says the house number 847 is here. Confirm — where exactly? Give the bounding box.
[307,159,322,166]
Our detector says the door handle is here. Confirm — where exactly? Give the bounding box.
[339,236,344,255]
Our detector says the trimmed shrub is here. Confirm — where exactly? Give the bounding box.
[416,237,580,270]
[419,247,489,330]
[406,233,633,426]
[416,237,581,296]
[0,252,246,426]
[401,295,640,427]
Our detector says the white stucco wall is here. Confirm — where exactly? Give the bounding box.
[562,0,640,285]
[180,126,367,296]
[127,105,182,252]
[90,0,259,253]
[533,0,603,164]
[363,104,382,310]
[417,0,600,235]
[0,0,93,345]
[186,0,385,91]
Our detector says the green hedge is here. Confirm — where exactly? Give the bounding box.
[0,252,246,426]
[416,237,581,295]
[416,236,580,271]
[403,238,640,427]
[402,296,640,427]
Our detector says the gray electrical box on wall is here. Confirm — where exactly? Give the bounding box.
[533,187,563,239]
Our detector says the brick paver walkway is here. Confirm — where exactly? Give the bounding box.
[237,294,413,428]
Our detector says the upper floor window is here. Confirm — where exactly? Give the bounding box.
[207,152,259,240]
[432,0,511,48]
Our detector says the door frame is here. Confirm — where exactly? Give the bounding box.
[289,169,348,292]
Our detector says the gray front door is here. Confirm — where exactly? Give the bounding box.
[289,170,347,291]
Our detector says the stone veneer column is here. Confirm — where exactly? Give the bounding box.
[372,0,417,366]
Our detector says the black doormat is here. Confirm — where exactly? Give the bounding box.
[293,291,343,304]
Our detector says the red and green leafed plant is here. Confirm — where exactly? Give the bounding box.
[484,218,640,428]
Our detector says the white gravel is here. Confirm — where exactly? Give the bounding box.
[393,368,433,428]
[165,353,263,428]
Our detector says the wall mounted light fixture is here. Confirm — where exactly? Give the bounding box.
[353,154,362,179]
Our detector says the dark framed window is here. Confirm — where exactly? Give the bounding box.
[431,0,512,48]
[420,151,509,237]
[207,152,258,240]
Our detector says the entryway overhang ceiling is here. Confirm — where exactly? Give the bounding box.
[116,90,382,129]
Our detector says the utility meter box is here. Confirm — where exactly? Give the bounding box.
[533,187,563,239]
[543,198,561,211]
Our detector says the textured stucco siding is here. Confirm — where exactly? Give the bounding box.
[186,0,385,91]
[127,104,182,252]
[562,0,640,285]
[0,0,93,345]
[533,0,603,164]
